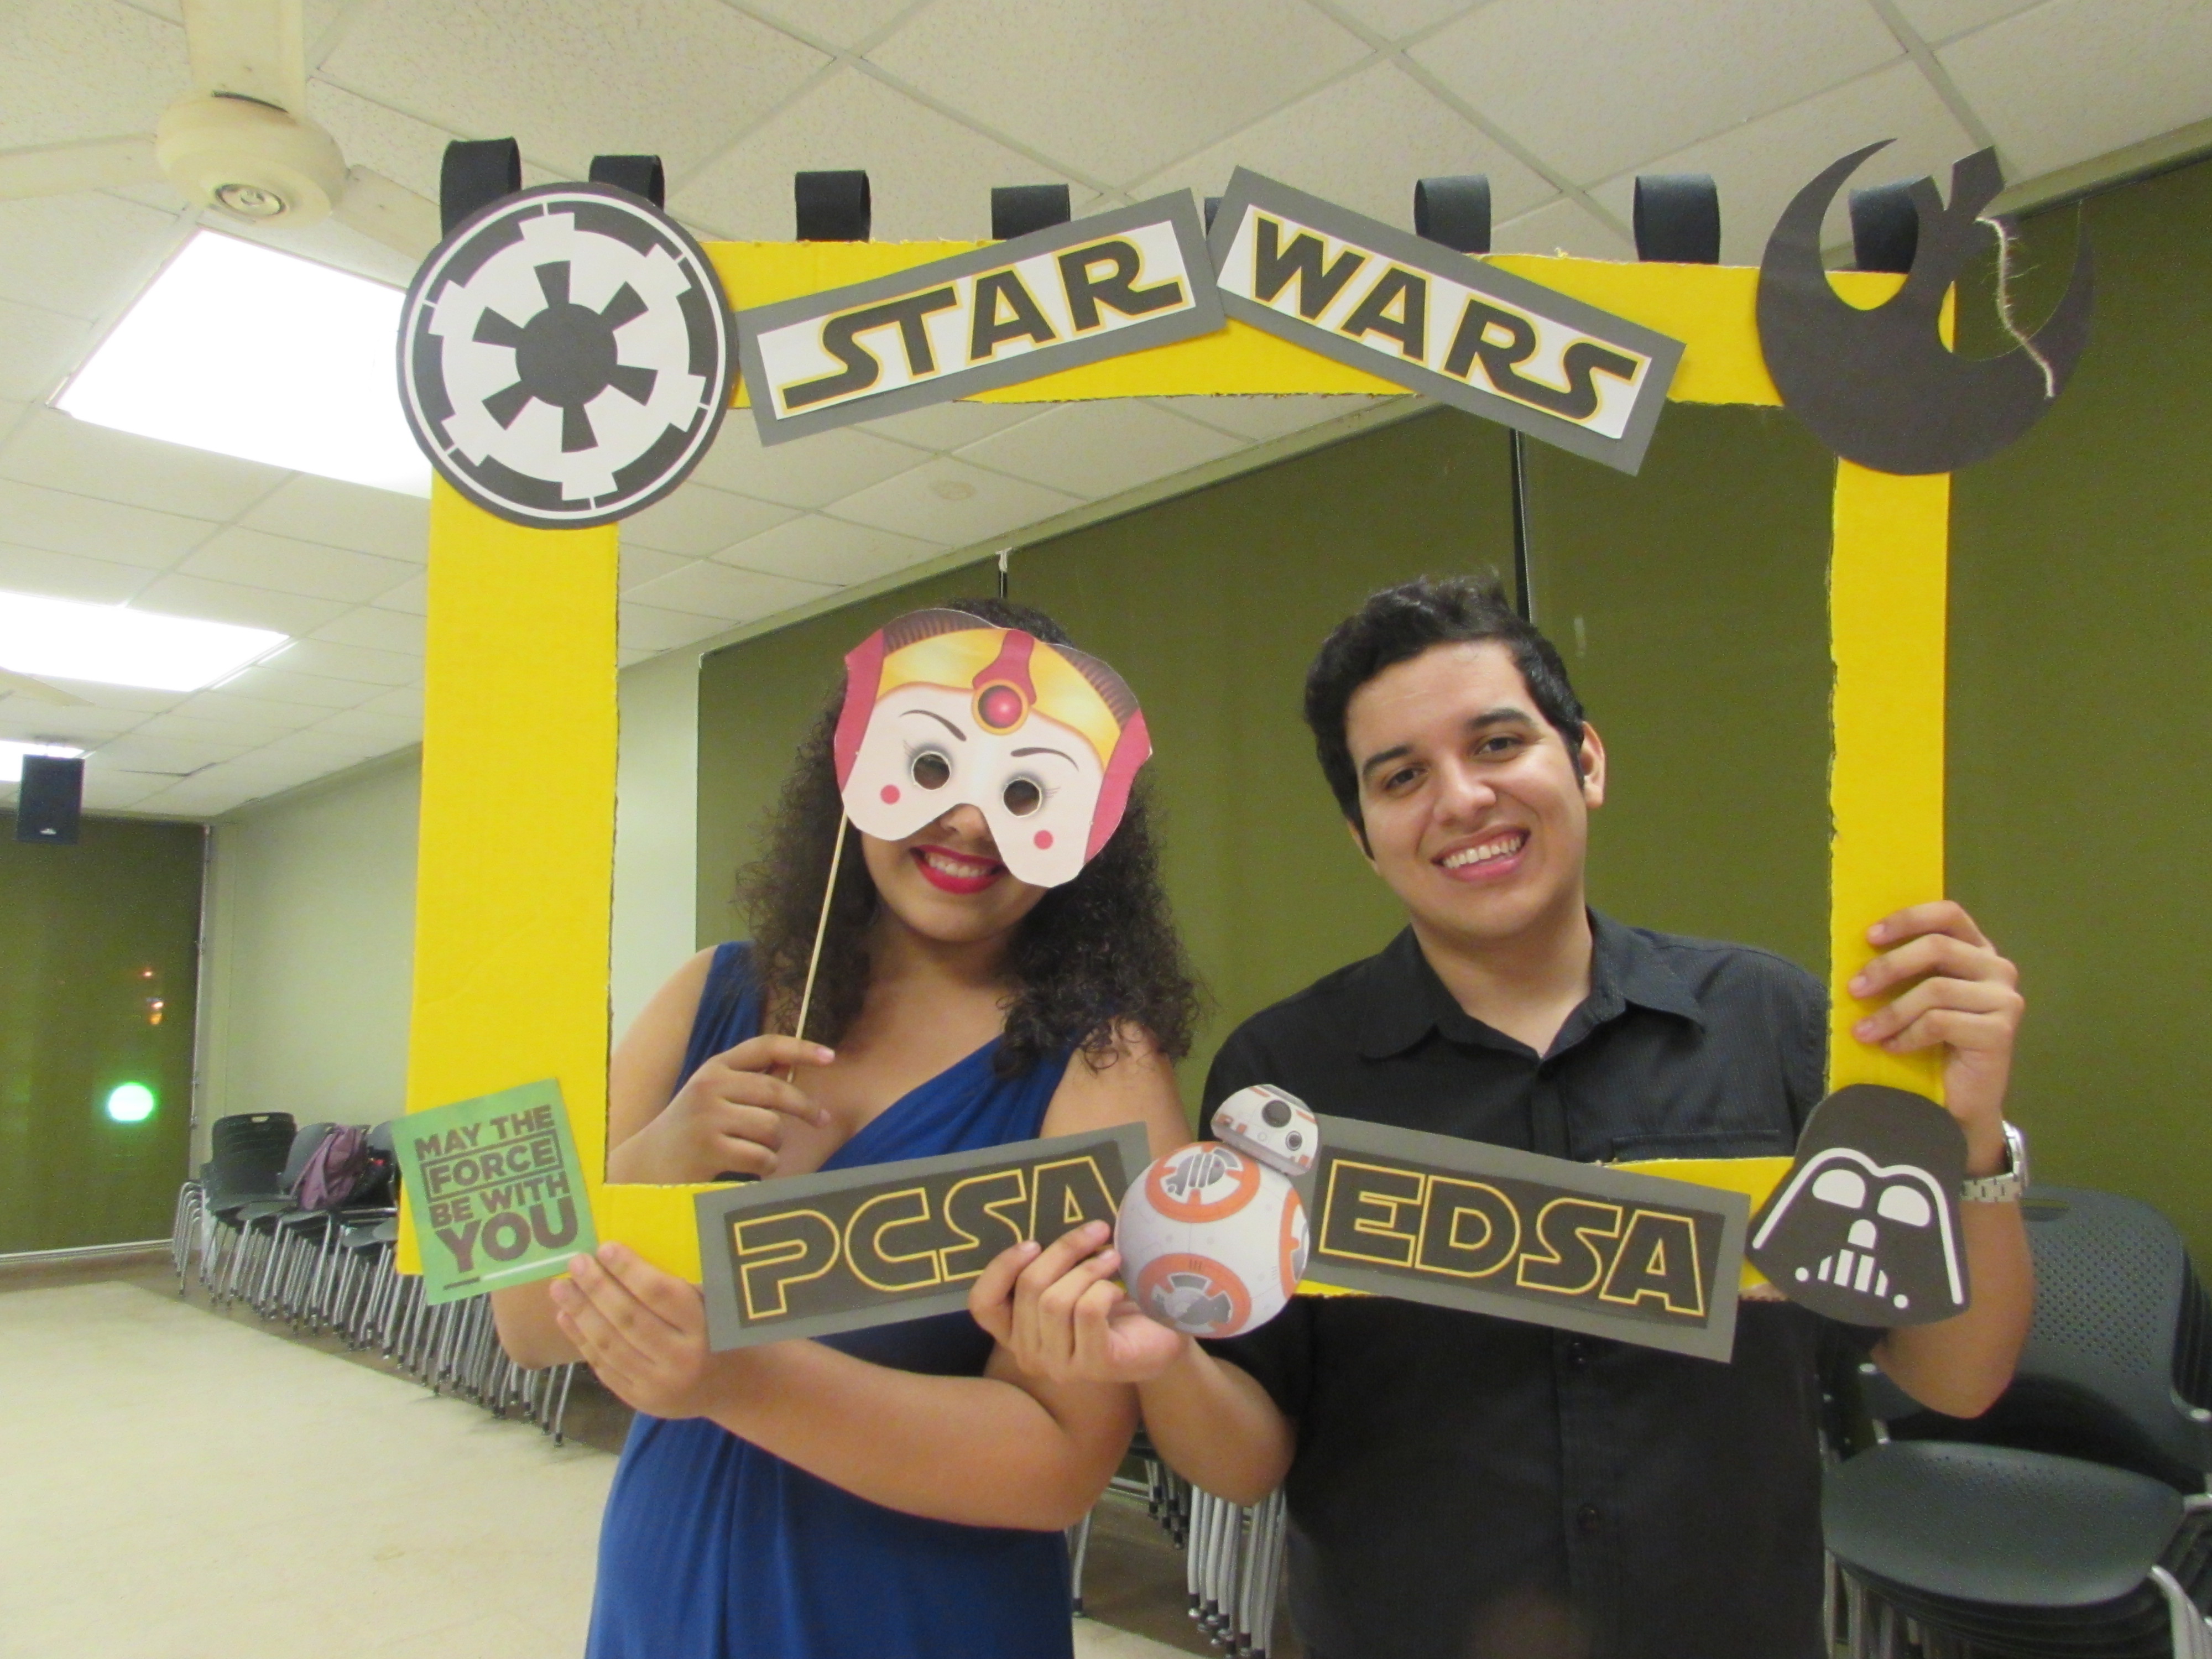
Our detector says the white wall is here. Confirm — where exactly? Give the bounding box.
[195,651,702,1156]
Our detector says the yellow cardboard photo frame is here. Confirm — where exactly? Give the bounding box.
[399,244,1944,1281]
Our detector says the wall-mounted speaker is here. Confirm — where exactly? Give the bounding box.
[15,754,84,845]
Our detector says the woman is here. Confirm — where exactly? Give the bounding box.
[492,599,1196,1659]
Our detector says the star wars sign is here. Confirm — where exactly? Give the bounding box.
[1209,169,1683,475]
[736,194,1222,445]
[695,1124,1149,1350]
[399,184,735,529]
[1302,1115,1749,1361]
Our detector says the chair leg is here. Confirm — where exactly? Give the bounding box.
[1066,1507,1094,1616]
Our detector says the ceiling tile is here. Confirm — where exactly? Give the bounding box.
[1138,59,1553,227]
[361,684,425,721]
[266,639,422,687]
[719,513,946,589]
[178,527,416,602]
[255,726,397,764]
[622,481,799,557]
[311,607,425,655]
[1159,393,1391,442]
[0,541,150,604]
[0,193,181,322]
[618,646,656,667]
[131,709,304,745]
[1891,0,2051,45]
[371,572,428,614]
[240,474,431,564]
[314,703,424,743]
[0,476,212,567]
[1326,0,1485,39]
[0,407,286,520]
[619,544,694,592]
[827,455,1083,546]
[671,64,1079,242]
[181,688,345,732]
[320,0,830,179]
[1491,195,1635,260]
[956,400,1247,499]
[0,299,93,402]
[1585,61,1979,265]
[687,415,928,510]
[1412,0,1902,187]
[1940,0,2212,179]
[131,572,348,637]
[620,602,738,654]
[742,0,920,53]
[869,0,1371,187]
[79,770,174,810]
[0,0,189,152]
[90,732,252,775]
[0,696,150,742]
[210,662,383,710]
[127,778,241,816]
[622,559,834,623]
[855,400,1043,451]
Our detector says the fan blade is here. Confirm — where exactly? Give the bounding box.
[0,667,91,707]
[182,0,306,113]
[333,166,441,261]
[0,135,161,201]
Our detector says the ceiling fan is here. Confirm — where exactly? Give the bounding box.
[0,0,440,261]
[0,666,90,707]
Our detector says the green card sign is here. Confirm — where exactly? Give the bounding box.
[397,1078,596,1305]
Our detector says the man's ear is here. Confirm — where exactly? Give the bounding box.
[1577,722,1607,810]
[1345,813,1375,865]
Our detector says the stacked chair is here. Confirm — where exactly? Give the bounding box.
[173,1114,582,1447]
[1825,1186,2212,1658]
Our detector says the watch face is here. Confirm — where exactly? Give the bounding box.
[398,183,735,529]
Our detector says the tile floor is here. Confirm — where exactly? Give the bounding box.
[0,1274,1211,1659]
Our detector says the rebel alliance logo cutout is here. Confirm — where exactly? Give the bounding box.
[399,184,734,529]
[1749,1084,1969,1326]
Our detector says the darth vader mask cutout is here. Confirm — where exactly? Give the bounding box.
[1748,1084,1969,1326]
[833,608,1151,888]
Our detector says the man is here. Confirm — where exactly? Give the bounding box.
[973,576,2031,1659]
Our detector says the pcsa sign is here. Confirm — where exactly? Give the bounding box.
[737,194,1221,445]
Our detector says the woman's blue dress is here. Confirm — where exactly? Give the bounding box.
[585,943,1077,1659]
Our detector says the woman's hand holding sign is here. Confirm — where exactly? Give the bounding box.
[551,1242,724,1420]
[969,1222,1190,1385]
[606,1035,836,1184]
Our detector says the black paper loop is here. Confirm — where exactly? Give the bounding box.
[589,153,666,209]
[1414,174,1491,254]
[440,138,522,236]
[795,170,871,241]
[1849,181,1921,273]
[991,183,1071,241]
[1203,195,1221,232]
[1634,174,1721,264]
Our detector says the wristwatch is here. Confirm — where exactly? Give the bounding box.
[1960,1121,2029,1203]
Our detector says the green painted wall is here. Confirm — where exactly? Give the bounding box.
[1948,158,2212,1266]
[0,812,204,1253]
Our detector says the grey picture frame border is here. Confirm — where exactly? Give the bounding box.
[734,192,1224,446]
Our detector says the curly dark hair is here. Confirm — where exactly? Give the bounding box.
[737,597,1200,1077]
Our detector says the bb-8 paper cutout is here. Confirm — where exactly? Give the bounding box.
[834,608,1152,888]
[1115,1086,1319,1338]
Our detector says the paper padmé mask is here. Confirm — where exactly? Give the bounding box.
[834,609,1151,887]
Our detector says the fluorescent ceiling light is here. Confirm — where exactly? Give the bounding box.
[1,740,86,784]
[59,229,430,497]
[0,589,286,693]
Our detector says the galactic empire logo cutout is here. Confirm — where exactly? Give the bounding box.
[399,183,735,529]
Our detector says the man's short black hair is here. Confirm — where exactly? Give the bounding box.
[1303,575,1588,828]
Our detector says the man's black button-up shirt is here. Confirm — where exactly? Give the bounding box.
[1202,915,1865,1659]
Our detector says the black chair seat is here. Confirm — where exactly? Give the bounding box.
[1826,1440,2183,1608]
